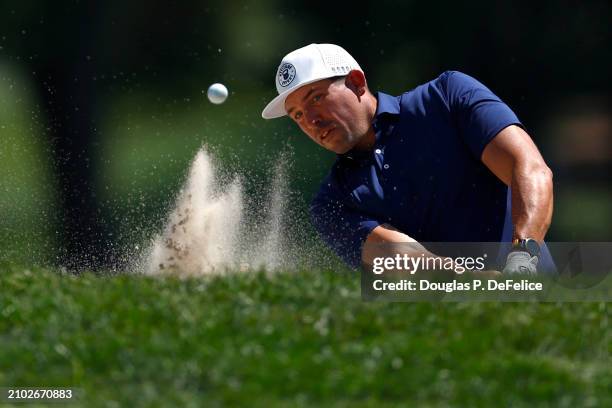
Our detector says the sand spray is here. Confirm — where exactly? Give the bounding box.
[143,147,306,276]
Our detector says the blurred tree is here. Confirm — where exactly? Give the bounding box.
[0,2,114,269]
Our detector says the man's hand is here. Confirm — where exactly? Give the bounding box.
[502,251,539,275]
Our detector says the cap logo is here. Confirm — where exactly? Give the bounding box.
[277,62,296,87]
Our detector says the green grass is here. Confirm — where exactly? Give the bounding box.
[0,263,610,407]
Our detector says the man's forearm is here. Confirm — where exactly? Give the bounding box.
[361,224,436,265]
[510,160,553,242]
[361,224,454,276]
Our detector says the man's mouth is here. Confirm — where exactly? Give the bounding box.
[320,126,336,142]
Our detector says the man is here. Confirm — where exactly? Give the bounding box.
[262,43,555,275]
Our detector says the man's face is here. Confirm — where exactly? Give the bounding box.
[284,77,370,154]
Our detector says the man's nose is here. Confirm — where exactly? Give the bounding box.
[305,108,323,128]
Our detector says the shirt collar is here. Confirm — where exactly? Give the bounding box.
[338,91,400,163]
[374,91,401,117]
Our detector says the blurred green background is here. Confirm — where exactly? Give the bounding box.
[0,0,610,267]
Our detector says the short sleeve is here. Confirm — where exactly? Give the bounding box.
[310,181,380,269]
[441,71,523,159]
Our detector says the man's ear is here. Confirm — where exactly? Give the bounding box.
[344,70,367,98]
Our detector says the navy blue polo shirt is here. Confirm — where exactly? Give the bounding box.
[310,70,554,270]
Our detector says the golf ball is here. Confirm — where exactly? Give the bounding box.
[207,83,228,104]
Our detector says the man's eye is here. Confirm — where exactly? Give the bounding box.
[313,95,322,102]
[294,112,303,120]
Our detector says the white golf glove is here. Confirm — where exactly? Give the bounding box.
[502,251,539,276]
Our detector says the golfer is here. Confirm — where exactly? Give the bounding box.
[262,43,555,275]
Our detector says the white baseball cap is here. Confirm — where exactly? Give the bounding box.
[261,43,362,119]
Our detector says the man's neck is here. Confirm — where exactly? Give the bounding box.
[352,92,378,151]
[353,127,376,151]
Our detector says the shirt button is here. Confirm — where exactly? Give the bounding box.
[383,164,390,169]
[375,149,382,154]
